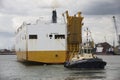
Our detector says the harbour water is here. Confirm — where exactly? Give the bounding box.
[0,55,120,80]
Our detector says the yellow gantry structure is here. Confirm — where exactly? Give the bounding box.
[65,11,84,61]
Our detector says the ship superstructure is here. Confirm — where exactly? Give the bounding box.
[15,10,83,63]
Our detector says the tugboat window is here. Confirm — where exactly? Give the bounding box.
[88,49,91,53]
[84,49,87,53]
[29,35,37,39]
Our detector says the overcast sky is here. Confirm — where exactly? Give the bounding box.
[0,0,120,49]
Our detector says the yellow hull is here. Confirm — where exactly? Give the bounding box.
[16,51,67,63]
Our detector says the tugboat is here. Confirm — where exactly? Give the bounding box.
[64,46,107,69]
[64,28,107,69]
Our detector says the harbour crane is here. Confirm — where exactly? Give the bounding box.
[113,16,120,54]
[113,16,120,45]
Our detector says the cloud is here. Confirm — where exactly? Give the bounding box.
[0,36,14,49]
[0,14,14,32]
[82,15,119,45]
[0,0,53,16]
[0,31,14,38]
[0,0,120,48]
[0,0,120,16]
[82,0,120,15]
[0,13,14,49]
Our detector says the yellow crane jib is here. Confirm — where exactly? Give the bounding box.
[64,10,84,60]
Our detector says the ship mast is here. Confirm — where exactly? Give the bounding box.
[84,27,94,48]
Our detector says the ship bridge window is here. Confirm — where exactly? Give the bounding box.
[55,34,65,39]
[29,35,37,39]
[49,34,53,39]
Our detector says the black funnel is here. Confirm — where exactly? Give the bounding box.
[52,10,57,23]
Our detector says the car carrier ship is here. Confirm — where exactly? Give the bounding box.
[15,10,84,63]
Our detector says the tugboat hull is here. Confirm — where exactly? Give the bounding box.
[64,58,107,69]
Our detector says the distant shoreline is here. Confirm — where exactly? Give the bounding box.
[0,52,15,55]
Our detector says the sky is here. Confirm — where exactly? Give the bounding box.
[0,0,120,49]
